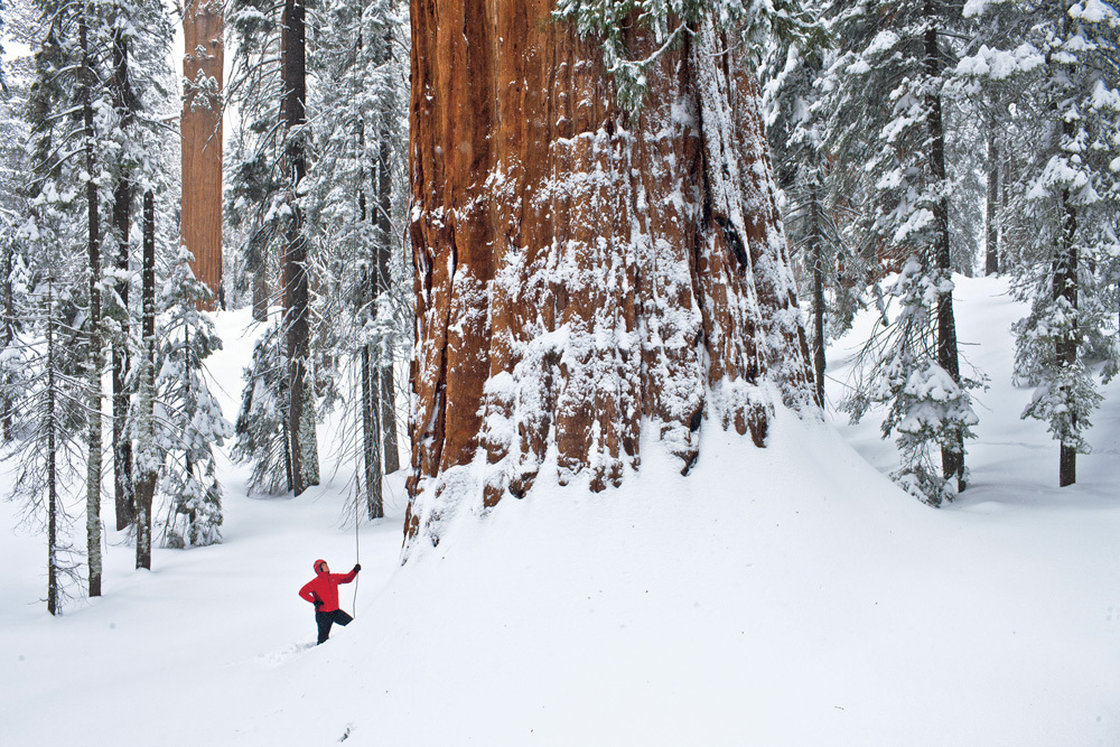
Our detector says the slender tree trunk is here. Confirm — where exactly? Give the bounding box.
[46,280,59,615]
[380,367,399,473]
[361,344,383,519]
[135,191,156,569]
[985,126,1000,276]
[111,27,135,530]
[281,0,319,496]
[1056,183,1079,487]
[81,6,103,597]
[358,163,383,518]
[0,237,13,442]
[809,179,826,408]
[924,12,965,492]
[374,58,399,476]
[405,5,815,549]
[355,49,383,518]
[251,250,268,322]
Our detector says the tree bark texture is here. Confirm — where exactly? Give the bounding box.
[0,237,13,442]
[405,4,815,548]
[281,0,319,495]
[135,191,156,569]
[374,86,401,476]
[81,8,102,597]
[809,180,826,407]
[924,15,965,492]
[111,28,135,530]
[181,0,224,308]
[985,127,1000,276]
[1057,181,1078,488]
[46,281,60,615]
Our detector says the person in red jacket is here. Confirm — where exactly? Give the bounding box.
[299,559,361,644]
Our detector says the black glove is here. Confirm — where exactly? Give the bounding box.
[352,563,361,573]
[313,600,323,609]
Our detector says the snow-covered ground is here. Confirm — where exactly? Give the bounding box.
[2,275,1119,746]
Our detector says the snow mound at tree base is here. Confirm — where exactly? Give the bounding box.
[230,410,1120,747]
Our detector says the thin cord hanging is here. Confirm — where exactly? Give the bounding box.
[352,491,360,618]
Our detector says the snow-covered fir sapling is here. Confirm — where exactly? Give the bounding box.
[823,0,981,504]
[152,248,232,548]
[227,0,321,496]
[233,322,293,495]
[960,0,1120,487]
[304,0,408,518]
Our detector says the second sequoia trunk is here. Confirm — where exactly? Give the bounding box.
[406,5,815,548]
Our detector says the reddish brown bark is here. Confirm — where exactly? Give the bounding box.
[181,0,223,308]
[406,4,814,547]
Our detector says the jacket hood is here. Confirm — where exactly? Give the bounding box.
[314,559,328,574]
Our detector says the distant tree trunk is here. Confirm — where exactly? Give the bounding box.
[405,3,815,549]
[111,27,135,530]
[136,191,157,569]
[1056,176,1079,487]
[924,11,965,492]
[81,7,103,597]
[374,59,400,476]
[181,0,224,306]
[380,368,399,473]
[985,127,1000,276]
[46,280,60,614]
[0,236,13,442]
[808,179,826,407]
[359,158,384,518]
[361,342,383,519]
[281,0,319,495]
[251,242,269,322]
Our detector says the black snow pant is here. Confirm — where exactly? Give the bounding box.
[315,608,353,644]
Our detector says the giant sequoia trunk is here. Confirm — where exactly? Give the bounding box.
[405,4,815,550]
[181,0,224,307]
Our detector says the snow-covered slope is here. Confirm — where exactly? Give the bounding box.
[2,277,1119,746]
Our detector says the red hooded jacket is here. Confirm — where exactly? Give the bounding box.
[298,559,357,613]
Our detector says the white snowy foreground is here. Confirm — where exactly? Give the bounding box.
[2,275,1119,746]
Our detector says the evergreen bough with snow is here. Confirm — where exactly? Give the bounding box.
[151,249,232,548]
[823,0,980,504]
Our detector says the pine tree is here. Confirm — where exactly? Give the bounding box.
[4,273,86,614]
[962,0,1120,486]
[763,18,856,407]
[305,0,408,518]
[228,0,321,496]
[5,57,92,609]
[153,248,232,548]
[24,0,116,595]
[824,0,980,504]
[233,322,293,495]
[0,49,32,444]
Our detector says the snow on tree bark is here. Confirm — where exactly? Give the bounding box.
[80,6,103,597]
[111,25,135,531]
[136,191,156,569]
[280,0,319,495]
[181,0,224,307]
[405,3,815,550]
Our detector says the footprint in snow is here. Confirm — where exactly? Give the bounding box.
[260,641,316,666]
